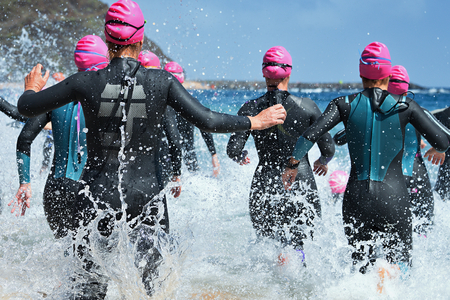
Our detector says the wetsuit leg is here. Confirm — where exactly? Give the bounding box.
[343,179,412,273]
[434,152,450,201]
[43,176,80,239]
[72,176,169,298]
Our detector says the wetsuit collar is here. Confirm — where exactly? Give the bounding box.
[265,90,290,106]
[363,87,406,114]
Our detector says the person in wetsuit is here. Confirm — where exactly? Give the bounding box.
[164,62,221,177]
[12,35,109,237]
[227,46,334,250]
[138,51,183,189]
[16,1,286,297]
[283,42,450,273]
[432,107,450,201]
[333,65,439,235]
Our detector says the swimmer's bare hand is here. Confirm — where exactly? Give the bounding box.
[248,104,286,130]
[25,64,50,92]
[9,183,31,216]
[170,176,181,198]
[424,147,445,165]
[282,167,298,190]
[313,159,328,176]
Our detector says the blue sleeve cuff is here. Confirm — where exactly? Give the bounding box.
[16,151,31,184]
[292,136,314,161]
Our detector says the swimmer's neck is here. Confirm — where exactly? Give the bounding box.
[265,76,290,92]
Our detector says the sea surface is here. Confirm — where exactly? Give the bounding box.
[0,87,449,299]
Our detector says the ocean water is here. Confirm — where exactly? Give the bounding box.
[0,87,449,299]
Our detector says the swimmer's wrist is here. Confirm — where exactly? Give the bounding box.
[285,157,300,169]
[318,156,333,165]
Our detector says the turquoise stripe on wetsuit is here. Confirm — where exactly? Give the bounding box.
[52,103,87,181]
[402,123,418,177]
[17,103,87,183]
[347,93,403,181]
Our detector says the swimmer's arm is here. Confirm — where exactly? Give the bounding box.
[227,106,251,165]
[9,183,31,217]
[18,64,79,117]
[163,107,182,177]
[283,99,342,189]
[200,130,217,156]
[16,113,51,185]
[167,80,285,132]
[410,102,450,152]
[0,96,28,122]
[309,99,335,164]
[333,129,347,146]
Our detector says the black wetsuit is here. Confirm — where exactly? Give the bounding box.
[159,107,182,185]
[432,107,450,201]
[176,112,217,171]
[292,88,450,271]
[18,57,252,298]
[227,90,335,249]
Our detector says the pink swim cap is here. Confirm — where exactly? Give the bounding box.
[74,35,109,72]
[329,170,349,194]
[359,42,391,80]
[262,46,292,79]
[388,65,410,95]
[164,62,185,83]
[138,51,161,69]
[105,0,145,46]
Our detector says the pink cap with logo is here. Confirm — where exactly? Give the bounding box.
[359,42,392,80]
[138,51,161,69]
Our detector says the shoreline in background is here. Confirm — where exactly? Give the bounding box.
[183,80,426,91]
[0,80,429,91]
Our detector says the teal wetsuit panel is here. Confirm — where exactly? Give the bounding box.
[51,103,87,181]
[347,94,372,181]
[347,94,403,182]
[402,124,418,177]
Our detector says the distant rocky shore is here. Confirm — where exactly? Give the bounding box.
[183,80,426,91]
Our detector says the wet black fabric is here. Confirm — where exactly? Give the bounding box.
[175,112,217,172]
[433,107,450,201]
[18,57,252,298]
[227,90,334,248]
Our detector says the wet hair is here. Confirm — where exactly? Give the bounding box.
[106,41,142,59]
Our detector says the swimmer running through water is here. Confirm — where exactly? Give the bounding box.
[11,35,109,239]
[283,41,450,273]
[227,46,335,250]
[17,0,286,297]
[165,61,221,177]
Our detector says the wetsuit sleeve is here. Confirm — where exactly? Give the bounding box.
[227,105,251,162]
[18,76,80,117]
[16,112,51,183]
[0,96,28,122]
[162,107,182,176]
[200,130,217,155]
[308,100,335,163]
[292,99,343,161]
[166,80,251,133]
[333,129,347,146]
[409,101,450,152]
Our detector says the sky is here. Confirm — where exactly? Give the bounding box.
[101,0,450,88]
